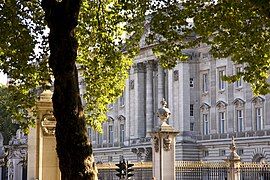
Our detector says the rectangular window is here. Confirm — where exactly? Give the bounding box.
[92,129,96,141]
[108,103,114,109]
[219,112,225,133]
[236,67,243,88]
[236,110,244,132]
[203,114,209,135]
[219,149,226,156]
[190,78,194,88]
[119,155,124,161]
[87,128,92,139]
[202,53,208,59]
[203,150,209,157]
[255,107,263,130]
[190,122,194,131]
[190,104,194,116]
[103,124,107,140]
[237,149,244,156]
[202,73,208,93]
[97,133,102,144]
[119,93,125,107]
[218,70,225,90]
[120,124,125,143]
[108,125,114,144]
[108,156,113,162]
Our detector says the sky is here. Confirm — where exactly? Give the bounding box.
[0,72,7,85]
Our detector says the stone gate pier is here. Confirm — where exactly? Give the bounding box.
[27,89,60,180]
[151,99,179,180]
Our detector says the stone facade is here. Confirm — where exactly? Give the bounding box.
[90,44,270,164]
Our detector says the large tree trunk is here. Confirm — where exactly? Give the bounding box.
[41,0,98,179]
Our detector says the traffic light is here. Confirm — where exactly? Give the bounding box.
[115,160,126,178]
[126,161,134,178]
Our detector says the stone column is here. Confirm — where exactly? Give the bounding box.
[157,65,165,107]
[28,90,61,180]
[151,99,179,180]
[225,137,241,180]
[146,60,154,136]
[134,62,146,138]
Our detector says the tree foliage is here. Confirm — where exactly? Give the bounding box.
[148,0,270,95]
[186,0,270,95]
[0,0,50,131]
[2,0,270,133]
[1,0,270,178]
[0,0,148,132]
[0,85,31,144]
[77,0,147,131]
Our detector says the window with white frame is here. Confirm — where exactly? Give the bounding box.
[97,133,102,144]
[203,114,209,135]
[91,129,96,142]
[108,156,113,162]
[118,115,126,143]
[119,93,125,107]
[190,104,194,117]
[190,78,194,88]
[103,124,107,141]
[236,67,243,88]
[255,107,263,130]
[87,127,92,139]
[202,73,208,93]
[190,122,194,131]
[120,124,125,143]
[236,110,244,132]
[202,53,208,59]
[203,150,209,157]
[108,125,114,144]
[218,69,225,90]
[237,149,244,156]
[108,103,114,109]
[252,97,264,131]
[219,112,226,133]
[119,155,124,161]
[219,149,226,156]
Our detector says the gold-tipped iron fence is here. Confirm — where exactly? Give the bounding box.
[97,161,270,180]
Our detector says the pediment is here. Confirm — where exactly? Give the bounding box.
[233,98,245,108]
[251,96,265,106]
[216,100,228,110]
[200,103,211,111]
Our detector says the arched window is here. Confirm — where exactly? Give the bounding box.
[200,103,211,135]
[233,98,245,132]
[235,66,243,88]
[216,101,227,134]
[97,132,102,145]
[119,91,125,107]
[108,117,114,144]
[118,115,126,144]
[252,96,265,131]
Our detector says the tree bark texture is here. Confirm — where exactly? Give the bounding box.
[41,0,98,179]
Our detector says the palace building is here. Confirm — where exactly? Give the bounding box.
[85,43,270,164]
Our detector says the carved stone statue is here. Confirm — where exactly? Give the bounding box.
[156,99,171,126]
